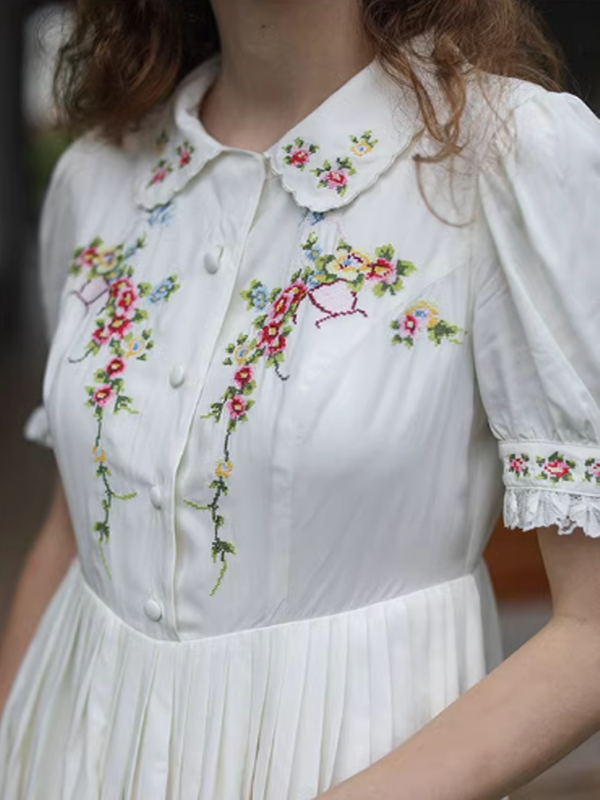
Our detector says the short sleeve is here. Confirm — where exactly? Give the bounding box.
[23,143,79,450]
[473,88,600,538]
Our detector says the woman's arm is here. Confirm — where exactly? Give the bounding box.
[0,473,77,719]
[318,526,600,800]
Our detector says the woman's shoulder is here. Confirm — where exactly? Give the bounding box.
[461,70,600,169]
[52,93,173,194]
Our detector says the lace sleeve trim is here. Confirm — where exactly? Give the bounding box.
[504,487,600,538]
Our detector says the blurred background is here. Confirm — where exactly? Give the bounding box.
[1,1,600,797]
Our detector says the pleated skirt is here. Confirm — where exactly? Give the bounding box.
[0,557,506,800]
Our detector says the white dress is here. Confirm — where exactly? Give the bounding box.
[2,49,600,800]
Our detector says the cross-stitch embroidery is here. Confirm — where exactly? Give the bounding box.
[282,137,319,170]
[350,130,379,157]
[390,300,465,348]
[311,157,357,196]
[184,232,463,594]
[67,236,180,576]
[148,132,196,187]
[503,451,600,485]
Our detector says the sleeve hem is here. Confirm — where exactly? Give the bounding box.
[504,487,600,538]
[23,405,54,450]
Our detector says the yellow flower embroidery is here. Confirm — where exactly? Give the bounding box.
[93,445,107,464]
[234,343,250,365]
[349,130,379,158]
[351,141,372,157]
[124,337,147,359]
[406,300,440,328]
[215,460,233,479]
[326,249,370,282]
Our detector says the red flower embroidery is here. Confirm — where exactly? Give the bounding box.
[400,314,418,337]
[117,290,138,315]
[290,148,310,167]
[107,314,132,339]
[93,386,113,407]
[283,281,308,304]
[510,457,526,474]
[270,293,293,320]
[92,325,111,346]
[544,459,571,480]
[106,357,126,377]
[179,148,192,167]
[227,395,247,419]
[234,365,253,388]
[365,257,396,283]
[110,277,135,297]
[150,166,169,185]
[257,321,282,349]
[267,334,287,356]
[323,170,348,190]
[78,247,98,269]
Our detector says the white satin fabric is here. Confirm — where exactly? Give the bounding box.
[2,46,600,799]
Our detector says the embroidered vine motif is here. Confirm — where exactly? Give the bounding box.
[585,458,600,484]
[390,300,465,348]
[184,231,462,595]
[350,130,379,157]
[283,138,320,170]
[67,236,181,575]
[148,131,196,186]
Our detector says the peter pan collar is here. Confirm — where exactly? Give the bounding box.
[135,49,425,213]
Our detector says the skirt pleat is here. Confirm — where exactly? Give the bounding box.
[0,558,503,800]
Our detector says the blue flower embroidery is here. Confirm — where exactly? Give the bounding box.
[148,277,179,304]
[250,284,269,310]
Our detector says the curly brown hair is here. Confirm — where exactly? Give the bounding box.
[55,0,565,162]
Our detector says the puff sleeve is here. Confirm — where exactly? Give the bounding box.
[22,144,79,449]
[473,88,600,537]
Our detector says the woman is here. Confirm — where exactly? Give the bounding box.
[2,0,600,797]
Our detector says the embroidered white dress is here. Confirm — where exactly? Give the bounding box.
[2,52,600,800]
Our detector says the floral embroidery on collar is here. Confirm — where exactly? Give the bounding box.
[148,131,196,187]
[283,138,320,170]
[67,233,181,576]
[184,227,464,595]
[280,131,380,197]
[311,157,357,196]
[177,140,195,169]
[350,130,379,157]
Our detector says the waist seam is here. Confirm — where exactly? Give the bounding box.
[74,559,484,648]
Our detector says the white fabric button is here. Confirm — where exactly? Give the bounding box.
[149,485,163,510]
[169,365,186,388]
[204,247,223,275]
[143,598,163,622]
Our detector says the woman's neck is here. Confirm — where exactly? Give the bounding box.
[203,0,376,152]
